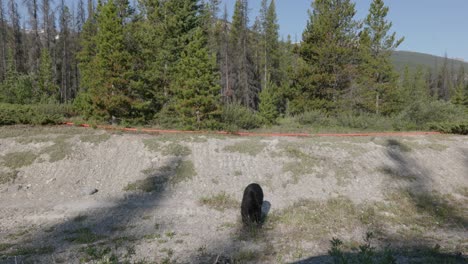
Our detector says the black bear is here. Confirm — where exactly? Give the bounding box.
[241,183,264,225]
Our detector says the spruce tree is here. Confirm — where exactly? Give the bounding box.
[292,0,359,113]
[358,0,404,114]
[171,27,221,129]
[140,0,199,108]
[82,0,133,120]
[259,81,279,124]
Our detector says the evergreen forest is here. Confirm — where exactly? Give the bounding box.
[0,0,467,133]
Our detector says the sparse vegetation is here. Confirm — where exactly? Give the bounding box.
[142,139,191,156]
[73,215,88,222]
[199,192,238,211]
[142,138,161,152]
[79,133,111,145]
[161,143,191,156]
[0,170,18,184]
[172,160,196,184]
[224,139,267,156]
[40,135,73,162]
[65,228,104,244]
[280,146,321,182]
[1,151,38,169]
[5,246,55,256]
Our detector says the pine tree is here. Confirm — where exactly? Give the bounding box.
[358,0,403,114]
[292,0,359,113]
[171,27,221,129]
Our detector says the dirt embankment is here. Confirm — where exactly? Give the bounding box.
[0,126,467,263]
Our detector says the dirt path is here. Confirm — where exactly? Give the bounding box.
[0,126,467,263]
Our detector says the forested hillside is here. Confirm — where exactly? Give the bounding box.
[392,50,468,73]
[0,0,467,132]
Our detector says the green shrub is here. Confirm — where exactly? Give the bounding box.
[221,103,263,130]
[0,103,75,126]
[335,112,394,131]
[429,122,468,135]
[396,101,467,129]
[295,110,332,126]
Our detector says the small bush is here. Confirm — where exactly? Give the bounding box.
[0,103,75,126]
[221,103,263,130]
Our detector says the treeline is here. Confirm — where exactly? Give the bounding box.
[0,0,467,130]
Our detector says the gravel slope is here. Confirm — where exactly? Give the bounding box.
[0,126,466,263]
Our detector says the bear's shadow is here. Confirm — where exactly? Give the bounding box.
[261,200,271,223]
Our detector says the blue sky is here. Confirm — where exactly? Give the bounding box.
[221,0,468,61]
[17,0,468,61]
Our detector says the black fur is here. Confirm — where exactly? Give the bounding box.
[241,183,264,225]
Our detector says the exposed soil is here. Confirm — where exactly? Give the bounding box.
[0,126,466,263]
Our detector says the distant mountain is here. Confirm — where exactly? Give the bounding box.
[391,51,468,73]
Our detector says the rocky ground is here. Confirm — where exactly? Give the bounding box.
[0,126,466,264]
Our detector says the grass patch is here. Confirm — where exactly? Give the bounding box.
[65,228,104,244]
[142,138,161,152]
[15,136,52,144]
[1,151,38,169]
[161,143,191,156]
[233,250,257,262]
[380,190,467,229]
[79,133,111,145]
[199,192,238,212]
[124,160,196,192]
[377,166,418,181]
[142,139,191,156]
[0,170,18,184]
[280,146,321,183]
[223,139,266,156]
[165,231,176,239]
[270,197,363,239]
[0,243,13,252]
[40,135,73,162]
[334,161,355,187]
[80,246,118,263]
[143,233,161,240]
[6,246,54,256]
[7,228,32,240]
[172,160,196,184]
